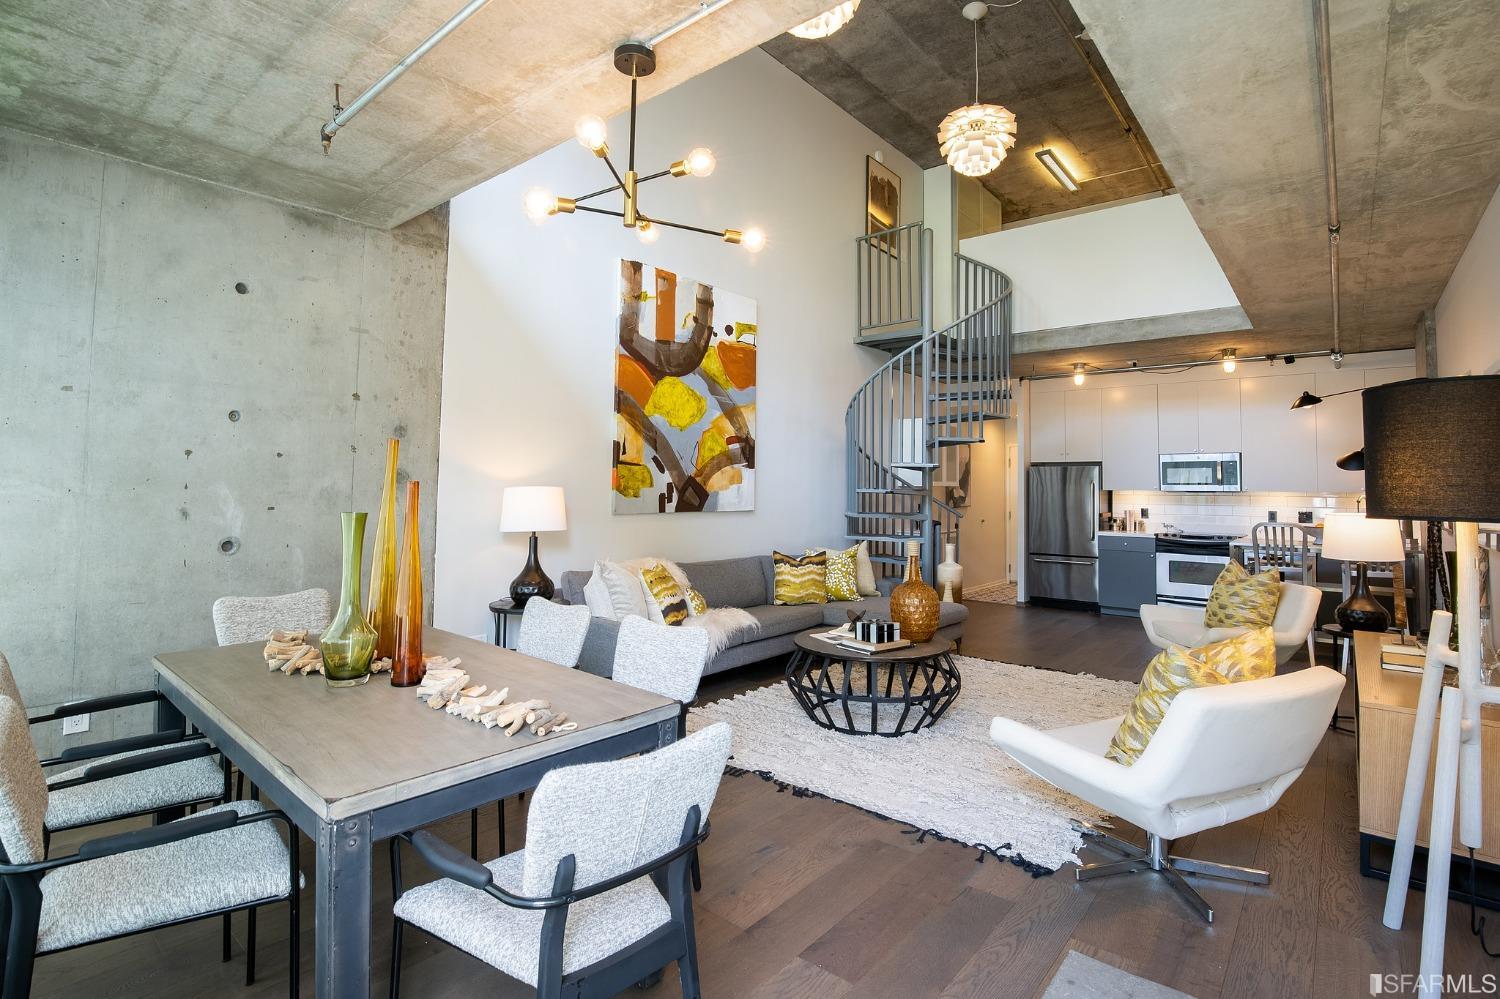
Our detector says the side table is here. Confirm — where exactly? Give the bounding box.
[489,598,523,648]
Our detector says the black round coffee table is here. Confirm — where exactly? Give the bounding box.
[785,629,961,737]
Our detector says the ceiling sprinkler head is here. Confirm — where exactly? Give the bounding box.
[962,2,989,21]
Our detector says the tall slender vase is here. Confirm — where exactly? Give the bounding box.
[366,438,400,660]
[322,512,376,687]
[936,543,963,603]
[391,480,426,688]
[890,540,940,642]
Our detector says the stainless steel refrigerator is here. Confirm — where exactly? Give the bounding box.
[1026,463,1101,606]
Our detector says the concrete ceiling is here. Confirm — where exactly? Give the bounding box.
[761,0,1171,223]
[1047,0,1500,374]
[0,0,838,228]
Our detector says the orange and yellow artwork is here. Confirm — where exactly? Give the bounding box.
[613,259,757,514]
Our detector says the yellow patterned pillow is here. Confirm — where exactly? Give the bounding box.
[686,587,708,616]
[639,563,689,626]
[806,546,859,602]
[1203,559,1280,628]
[1105,627,1277,765]
[773,550,827,605]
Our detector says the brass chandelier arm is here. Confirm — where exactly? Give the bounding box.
[573,166,678,206]
[641,215,736,239]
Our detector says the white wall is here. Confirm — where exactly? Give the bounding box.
[434,48,923,640]
[958,194,1240,333]
[1435,184,1500,376]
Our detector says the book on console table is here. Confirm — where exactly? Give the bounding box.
[1381,640,1428,674]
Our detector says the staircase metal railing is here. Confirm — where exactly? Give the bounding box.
[846,240,1012,583]
[856,222,930,339]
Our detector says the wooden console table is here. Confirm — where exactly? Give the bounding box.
[1356,630,1500,893]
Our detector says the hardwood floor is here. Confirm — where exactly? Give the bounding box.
[31,603,1497,997]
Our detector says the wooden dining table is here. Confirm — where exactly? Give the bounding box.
[152,628,680,999]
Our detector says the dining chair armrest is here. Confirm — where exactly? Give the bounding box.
[408,830,495,890]
[29,688,162,724]
[46,739,216,790]
[43,729,203,767]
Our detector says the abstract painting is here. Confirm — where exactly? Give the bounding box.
[613,259,757,515]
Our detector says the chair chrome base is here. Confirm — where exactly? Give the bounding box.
[1072,823,1270,924]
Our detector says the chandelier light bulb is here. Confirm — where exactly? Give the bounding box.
[1222,348,1238,373]
[741,227,767,253]
[789,0,861,40]
[1073,363,1086,386]
[686,147,716,177]
[573,114,608,152]
[636,220,659,245]
[937,103,1018,178]
[523,187,555,223]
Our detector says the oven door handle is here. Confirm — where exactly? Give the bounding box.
[1033,556,1095,566]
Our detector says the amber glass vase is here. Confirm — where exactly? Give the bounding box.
[889,540,940,642]
[391,480,426,687]
[322,512,377,687]
[366,438,400,660]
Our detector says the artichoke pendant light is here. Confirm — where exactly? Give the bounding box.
[937,2,1017,178]
[789,1,860,39]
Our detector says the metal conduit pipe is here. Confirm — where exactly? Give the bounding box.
[320,0,741,151]
[1313,0,1343,366]
[1025,350,1333,381]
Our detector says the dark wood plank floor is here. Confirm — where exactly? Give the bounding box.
[32,603,1498,998]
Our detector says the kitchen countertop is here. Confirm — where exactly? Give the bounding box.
[1099,529,1155,537]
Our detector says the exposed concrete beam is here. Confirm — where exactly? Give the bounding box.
[1012,306,1251,355]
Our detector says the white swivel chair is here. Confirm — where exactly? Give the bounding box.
[990,666,1344,922]
[1139,581,1321,666]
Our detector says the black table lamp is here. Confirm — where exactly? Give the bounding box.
[500,486,567,606]
[1320,511,1405,631]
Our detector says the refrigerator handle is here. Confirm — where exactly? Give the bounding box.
[1090,488,1098,541]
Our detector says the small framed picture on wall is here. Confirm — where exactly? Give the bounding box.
[866,155,901,253]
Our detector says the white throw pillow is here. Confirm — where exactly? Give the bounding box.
[598,560,650,620]
[582,564,617,620]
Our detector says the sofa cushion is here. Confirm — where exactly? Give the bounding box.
[744,605,826,640]
[558,571,591,608]
[677,556,769,609]
[822,598,968,631]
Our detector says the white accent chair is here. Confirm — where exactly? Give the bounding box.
[1139,580,1322,665]
[990,666,1344,922]
[389,723,732,999]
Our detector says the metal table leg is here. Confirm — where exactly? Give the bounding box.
[316,812,372,998]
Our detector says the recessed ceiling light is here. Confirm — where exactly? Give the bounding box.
[1035,148,1079,192]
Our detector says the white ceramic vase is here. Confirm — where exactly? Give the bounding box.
[936,543,963,603]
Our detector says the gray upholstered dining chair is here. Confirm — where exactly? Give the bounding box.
[212,587,333,646]
[515,599,593,669]
[0,694,302,998]
[471,598,594,860]
[389,722,732,999]
[612,617,712,722]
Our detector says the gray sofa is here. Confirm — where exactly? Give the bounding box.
[557,554,968,679]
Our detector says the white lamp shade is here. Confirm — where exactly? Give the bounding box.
[500,486,567,533]
[1320,511,1404,563]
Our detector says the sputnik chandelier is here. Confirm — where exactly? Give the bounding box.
[937,1,1018,178]
[523,42,765,252]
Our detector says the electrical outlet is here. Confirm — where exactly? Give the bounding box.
[1298,510,1314,524]
[62,713,90,736]
[1267,510,1278,522]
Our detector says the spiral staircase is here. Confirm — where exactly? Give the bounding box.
[847,222,1013,584]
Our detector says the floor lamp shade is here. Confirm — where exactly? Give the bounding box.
[500,486,567,606]
[1361,375,1500,522]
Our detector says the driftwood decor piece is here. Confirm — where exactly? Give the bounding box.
[414,659,577,737]
[263,630,324,675]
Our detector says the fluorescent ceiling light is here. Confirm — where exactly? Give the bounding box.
[1035,148,1079,192]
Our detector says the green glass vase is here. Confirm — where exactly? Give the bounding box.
[322,511,377,687]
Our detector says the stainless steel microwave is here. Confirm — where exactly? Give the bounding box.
[1159,452,1243,492]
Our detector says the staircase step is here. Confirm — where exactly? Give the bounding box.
[846,510,925,519]
[931,389,1004,403]
[855,486,928,496]
[889,461,939,469]
[848,533,925,545]
[931,434,982,446]
[926,412,990,426]
[868,553,912,566]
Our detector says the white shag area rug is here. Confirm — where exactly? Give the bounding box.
[688,655,1138,873]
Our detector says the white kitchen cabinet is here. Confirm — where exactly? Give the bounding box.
[1030,390,1068,461]
[1065,389,1103,462]
[1102,384,1159,490]
[1156,382,1198,453]
[1240,373,1318,492]
[1315,370,1365,494]
[1028,388,1100,462]
[1365,365,1416,388]
[1198,380,1242,452]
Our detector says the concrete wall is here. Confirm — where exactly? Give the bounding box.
[434,48,923,641]
[959,194,1241,334]
[0,128,448,755]
[1435,184,1500,376]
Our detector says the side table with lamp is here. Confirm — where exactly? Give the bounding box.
[499,486,567,607]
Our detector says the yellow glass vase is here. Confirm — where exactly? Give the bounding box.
[392,480,426,688]
[366,438,400,660]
